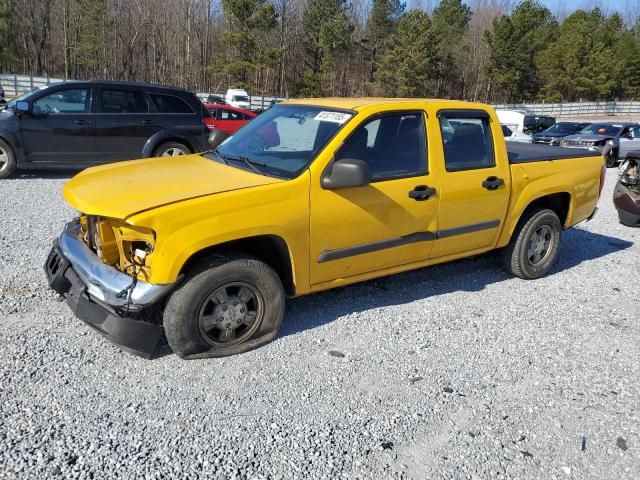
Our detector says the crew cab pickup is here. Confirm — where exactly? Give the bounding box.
[45,99,605,359]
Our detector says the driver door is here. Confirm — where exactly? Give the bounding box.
[19,85,96,164]
[309,111,440,286]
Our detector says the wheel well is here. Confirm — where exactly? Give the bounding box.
[523,192,571,227]
[153,137,194,155]
[180,235,296,296]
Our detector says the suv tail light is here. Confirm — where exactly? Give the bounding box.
[203,117,215,131]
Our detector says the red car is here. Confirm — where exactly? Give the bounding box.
[204,104,255,135]
[204,102,280,149]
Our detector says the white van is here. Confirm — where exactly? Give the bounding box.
[496,109,533,143]
[225,89,251,110]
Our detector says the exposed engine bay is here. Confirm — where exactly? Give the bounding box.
[614,152,640,227]
[619,155,640,193]
[79,215,155,280]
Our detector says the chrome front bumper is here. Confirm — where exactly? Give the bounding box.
[58,221,173,310]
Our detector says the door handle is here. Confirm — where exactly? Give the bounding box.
[73,119,91,125]
[408,185,437,201]
[482,176,504,190]
[141,119,152,125]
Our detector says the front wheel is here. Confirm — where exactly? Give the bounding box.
[605,151,618,168]
[163,254,285,359]
[502,208,562,279]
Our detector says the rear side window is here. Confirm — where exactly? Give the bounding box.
[100,89,147,113]
[150,94,194,114]
[439,114,495,171]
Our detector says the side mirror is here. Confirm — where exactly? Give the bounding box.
[15,101,30,114]
[322,158,369,189]
[208,129,230,149]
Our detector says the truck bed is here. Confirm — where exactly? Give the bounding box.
[507,142,601,164]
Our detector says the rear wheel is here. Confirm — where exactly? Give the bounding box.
[163,254,285,359]
[502,208,562,279]
[153,141,191,157]
[0,139,16,179]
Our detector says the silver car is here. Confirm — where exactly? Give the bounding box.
[560,122,640,167]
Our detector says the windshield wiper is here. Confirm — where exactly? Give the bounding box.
[224,155,267,176]
[211,149,229,165]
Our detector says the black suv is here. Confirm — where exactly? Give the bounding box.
[0,81,213,179]
[523,115,555,134]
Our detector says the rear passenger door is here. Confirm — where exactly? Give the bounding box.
[95,86,155,162]
[430,110,510,258]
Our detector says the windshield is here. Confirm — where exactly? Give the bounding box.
[233,95,249,103]
[206,104,354,179]
[578,123,624,136]
[6,86,47,108]
[543,123,579,134]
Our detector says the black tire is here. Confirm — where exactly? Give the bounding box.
[0,138,17,179]
[153,141,191,157]
[605,150,617,168]
[163,254,285,359]
[501,208,562,280]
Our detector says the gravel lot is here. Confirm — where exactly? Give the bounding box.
[0,168,638,479]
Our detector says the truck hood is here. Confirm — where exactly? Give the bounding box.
[63,154,283,219]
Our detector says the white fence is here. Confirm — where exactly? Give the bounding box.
[4,73,640,117]
[0,73,285,111]
[196,92,286,111]
[0,74,68,97]
[491,101,640,118]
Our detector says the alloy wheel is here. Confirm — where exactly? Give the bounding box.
[198,282,264,346]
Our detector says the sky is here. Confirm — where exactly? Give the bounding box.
[539,0,633,16]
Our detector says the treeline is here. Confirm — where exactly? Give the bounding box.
[0,0,639,102]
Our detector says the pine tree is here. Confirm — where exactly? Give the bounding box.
[485,0,556,101]
[373,10,438,97]
[299,0,353,96]
[365,0,405,82]
[431,0,471,98]
[221,0,277,88]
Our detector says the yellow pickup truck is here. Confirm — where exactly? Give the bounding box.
[45,98,605,359]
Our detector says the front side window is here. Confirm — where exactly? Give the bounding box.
[100,89,147,114]
[335,112,427,181]
[33,88,89,114]
[207,104,353,178]
[440,114,495,171]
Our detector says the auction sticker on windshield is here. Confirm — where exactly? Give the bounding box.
[314,111,352,124]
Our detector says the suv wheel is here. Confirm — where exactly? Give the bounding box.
[154,141,191,157]
[163,254,285,359]
[502,208,562,279]
[0,139,16,179]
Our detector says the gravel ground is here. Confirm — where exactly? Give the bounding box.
[0,169,638,480]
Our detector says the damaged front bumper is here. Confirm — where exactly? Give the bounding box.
[44,221,175,357]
